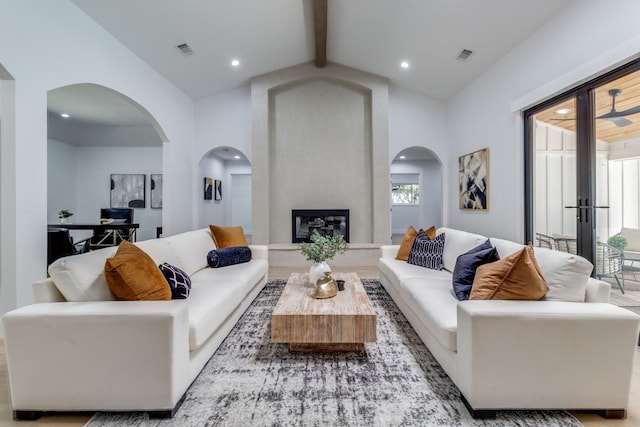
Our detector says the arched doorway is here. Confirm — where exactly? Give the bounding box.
[390,146,443,243]
[47,83,165,243]
[197,146,252,240]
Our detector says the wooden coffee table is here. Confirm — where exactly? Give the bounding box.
[271,272,377,351]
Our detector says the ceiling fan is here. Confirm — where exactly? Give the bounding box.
[551,88,640,127]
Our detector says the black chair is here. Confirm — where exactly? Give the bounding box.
[87,208,136,250]
[47,228,86,266]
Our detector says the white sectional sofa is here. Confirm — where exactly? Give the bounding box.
[3,228,268,420]
[379,227,640,418]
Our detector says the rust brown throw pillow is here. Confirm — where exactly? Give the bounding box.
[104,240,171,301]
[209,225,249,249]
[395,226,418,260]
[470,245,548,300]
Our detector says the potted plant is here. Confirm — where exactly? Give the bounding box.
[300,229,347,285]
[607,234,627,251]
[58,209,73,224]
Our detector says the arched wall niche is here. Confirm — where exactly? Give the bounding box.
[197,146,252,234]
[251,62,390,245]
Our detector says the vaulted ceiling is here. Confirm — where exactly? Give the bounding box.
[70,0,571,101]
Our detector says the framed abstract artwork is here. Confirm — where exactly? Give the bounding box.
[150,174,163,209]
[110,174,146,208]
[204,177,213,200]
[459,148,489,210]
[214,179,222,201]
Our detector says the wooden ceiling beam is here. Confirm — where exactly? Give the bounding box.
[314,0,327,68]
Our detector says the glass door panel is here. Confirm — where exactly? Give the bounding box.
[594,70,640,291]
[531,97,578,244]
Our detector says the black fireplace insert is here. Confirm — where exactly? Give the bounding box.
[292,209,349,243]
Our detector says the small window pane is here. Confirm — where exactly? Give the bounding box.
[392,184,420,204]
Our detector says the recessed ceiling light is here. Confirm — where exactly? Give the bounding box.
[400,61,409,69]
[231,59,240,67]
[233,155,241,159]
[555,108,572,115]
[399,155,406,159]
[60,113,70,118]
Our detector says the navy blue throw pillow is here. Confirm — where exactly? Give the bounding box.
[452,239,499,301]
[407,232,445,270]
[159,263,191,299]
[207,246,252,268]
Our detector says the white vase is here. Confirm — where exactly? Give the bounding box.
[309,261,331,286]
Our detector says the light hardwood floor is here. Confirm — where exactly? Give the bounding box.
[0,266,638,426]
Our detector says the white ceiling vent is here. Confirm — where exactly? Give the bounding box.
[456,48,473,61]
[176,43,194,56]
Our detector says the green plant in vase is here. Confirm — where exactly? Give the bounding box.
[58,209,73,223]
[300,229,347,285]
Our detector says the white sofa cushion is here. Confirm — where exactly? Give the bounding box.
[186,278,248,351]
[490,237,593,302]
[379,258,453,291]
[48,247,117,301]
[135,238,179,267]
[437,227,488,272]
[166,229,217,276]
[186,260,267,350]
[402,277,459,352]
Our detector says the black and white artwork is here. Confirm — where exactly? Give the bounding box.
[110,174,146,208]
[459,148,489,210]
[151,174,162,209]
[204,177,213,200]
[214,179,222,201]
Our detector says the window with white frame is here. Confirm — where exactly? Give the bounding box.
[391,174,420,205]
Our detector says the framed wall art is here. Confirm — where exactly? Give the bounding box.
[110,174,146,208]
[214,179,222,201]
[150,174,163,209]
[204,177,213,200]
[459,148,489,210]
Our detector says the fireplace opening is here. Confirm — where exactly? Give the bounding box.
[292,209,349,243]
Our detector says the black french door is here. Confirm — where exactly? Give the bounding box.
[524,58,640,268]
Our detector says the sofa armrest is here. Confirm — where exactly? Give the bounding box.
[3,300,190,412]
[32,278,66,303]
[249,245,268,261]
[585,277,611,302]
[380,245,399,259]
[456,300,640,411]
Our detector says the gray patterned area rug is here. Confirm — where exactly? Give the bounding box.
[86,279,582,427]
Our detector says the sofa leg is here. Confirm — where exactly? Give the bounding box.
[148,393,186,419]
[13,410,44,420]
[460,394,496,419]
[603,409,627,419]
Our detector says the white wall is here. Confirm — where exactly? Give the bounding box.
[0,1,194,311]
[198,155,226,228]
[390,160,443,234]
[447,0,640,241]
[47,139,78,222]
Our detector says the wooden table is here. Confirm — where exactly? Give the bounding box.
[271,272,377,351]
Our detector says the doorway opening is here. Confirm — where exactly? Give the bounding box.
[390,147,442,244]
